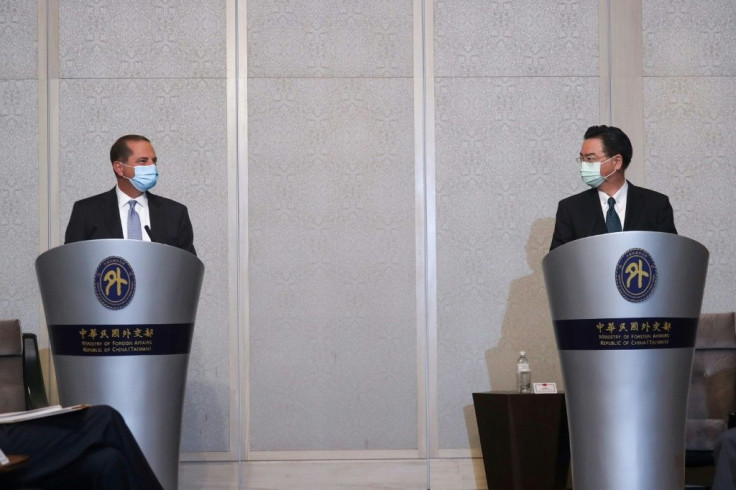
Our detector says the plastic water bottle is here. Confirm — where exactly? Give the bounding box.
[517,351,531,393]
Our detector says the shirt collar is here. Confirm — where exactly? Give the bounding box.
[116,186,148,209]
[598,180,628,206]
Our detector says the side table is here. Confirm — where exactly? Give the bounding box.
[473,391,569,490]
[0,454,29,473]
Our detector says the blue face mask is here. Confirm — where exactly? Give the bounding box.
[122,163,158,192]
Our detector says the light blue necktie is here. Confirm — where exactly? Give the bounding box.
[606,197,622,233]
[127,200,142,240]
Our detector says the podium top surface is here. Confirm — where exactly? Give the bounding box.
[543,231,706,264]
[36,239,204,325]
[542,231,708,320]
[38,239,203,266]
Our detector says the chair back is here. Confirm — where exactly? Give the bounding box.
[686,312,736,450]
[23,333,49,409]
[0,319,26,413]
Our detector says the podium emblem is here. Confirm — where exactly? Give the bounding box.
[94,256,136,309]
[615,248,657,303]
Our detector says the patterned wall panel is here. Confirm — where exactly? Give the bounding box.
[248,78,416,450]
[0,80,39,333]
[0,0,37,79]
[643,0,736,317]
[434,0,599,450]
[644,78,736,313]
[0,1,39,335]
[59,79,230,452]
[435,0,598,76]
[248,0,413,77]
[59,0,226,78]
[643,0,736,76]
[435,76,598,449]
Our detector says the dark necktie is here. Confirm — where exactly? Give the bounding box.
[606,197,622,233]
[127,200,142,240]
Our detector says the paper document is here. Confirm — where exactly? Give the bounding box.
[0,404,89,424]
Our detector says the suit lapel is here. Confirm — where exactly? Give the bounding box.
[103,188,124,238]
[147,192,161,233]
[623,181,640,231]
[583,188,607,236]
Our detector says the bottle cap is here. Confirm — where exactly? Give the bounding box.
[520,350,525,356]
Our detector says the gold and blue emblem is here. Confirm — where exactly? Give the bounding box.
[615,248,657,303]
[94,256,136,309]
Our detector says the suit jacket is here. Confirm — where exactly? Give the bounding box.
[0,405,163,489]
[549,181,677,251]
[65,188,196,255]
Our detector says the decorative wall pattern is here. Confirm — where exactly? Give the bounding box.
[248,0,413,77]
[0,0,37,79]
[643,0,736,76]
[643,0,736,315]
[0,1,39,336]
[434,76,598,449]
[433,0,600,450]
[247,0,416,453]
[435,0,598,76]
[0,80,39,335]
[59,0,226,78]
[248,77,416,451]
[644,79,736,312]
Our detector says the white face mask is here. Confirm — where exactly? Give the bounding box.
[579,156,616,188]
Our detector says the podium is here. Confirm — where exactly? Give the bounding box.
[543,232,708,490]
[35,240,204,490]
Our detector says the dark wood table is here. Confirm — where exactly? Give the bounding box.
[0,453,29,473]
[473,391,570,490]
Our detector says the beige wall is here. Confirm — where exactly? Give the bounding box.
[1,0,734,488]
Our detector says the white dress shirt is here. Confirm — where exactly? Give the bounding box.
[598,181,628,230]
[116,186,151,241]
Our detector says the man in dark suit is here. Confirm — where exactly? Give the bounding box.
[0,405,162,489]
[549,125,677,250]
[65,134,196,255]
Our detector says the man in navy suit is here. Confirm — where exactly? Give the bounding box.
[0,405,162,489]
[65,134,196,255]
[550,125,677,251]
